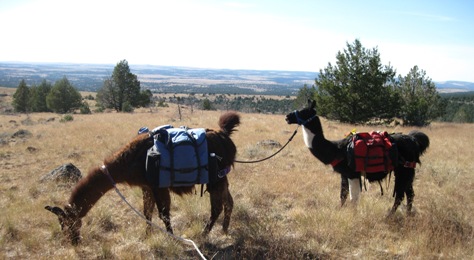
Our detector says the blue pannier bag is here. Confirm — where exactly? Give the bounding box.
[144,126,209,188]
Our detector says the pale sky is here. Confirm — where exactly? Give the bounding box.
[1,0,473,82]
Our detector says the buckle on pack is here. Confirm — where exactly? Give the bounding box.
[403,161,417,168]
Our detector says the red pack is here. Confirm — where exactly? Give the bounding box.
[349,131,395,173]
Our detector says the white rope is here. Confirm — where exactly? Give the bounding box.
[100,165,207,260]
[111,185,207,260]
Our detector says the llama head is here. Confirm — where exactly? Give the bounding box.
[286,99,317,125]
[45,204,82,245]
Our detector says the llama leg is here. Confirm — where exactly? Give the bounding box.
[152,188,173,234]
[222,189,234,234]
[348,178,361,204]
[405,170,416,215]
[142,187,155,236]
[340,175,349,206]
[203,186,224,235]
[406,184,415,215]
[389,197,402,216]
[389,169,409,215]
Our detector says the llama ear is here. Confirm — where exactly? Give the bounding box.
[45,206,66,218]
[308,99,316,109]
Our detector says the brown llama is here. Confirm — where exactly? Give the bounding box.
[46,112,240,244]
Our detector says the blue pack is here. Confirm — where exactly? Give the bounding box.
[143,126,209,188]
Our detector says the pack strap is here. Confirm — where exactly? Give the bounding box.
[330,158,343,167]
[294,110,317,126]
[218,166,232,178]
[398,154,417,168]
[403,161,417,168]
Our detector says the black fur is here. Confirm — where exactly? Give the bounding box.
[286,100,430,215]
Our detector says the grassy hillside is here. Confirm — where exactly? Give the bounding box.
[1,105,473,259]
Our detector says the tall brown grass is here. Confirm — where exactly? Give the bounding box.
[1,103,473,259]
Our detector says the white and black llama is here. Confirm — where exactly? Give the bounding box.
[285,100,430,215]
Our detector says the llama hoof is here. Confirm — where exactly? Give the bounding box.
[406,209,417,217]
[145,226,153,237]
[71,236,82,246]
[222,228,229,235]
[385,208,397,218]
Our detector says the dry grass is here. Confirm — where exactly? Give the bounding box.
[1,105,473,259]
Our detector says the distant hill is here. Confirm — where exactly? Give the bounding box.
[0,62,316,95]
[435,81,474,93]
[1,62,472,95]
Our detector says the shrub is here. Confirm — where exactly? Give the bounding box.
[60,114,74,123]
[80,102,92,114]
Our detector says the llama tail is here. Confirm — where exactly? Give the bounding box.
[408,130,430,155]
[218,111,240,136]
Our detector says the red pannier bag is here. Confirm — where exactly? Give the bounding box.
[349,131,395,173]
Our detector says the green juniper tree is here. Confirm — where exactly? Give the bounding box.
[12,79,30,113]
[46,77,82,113]
[137,89,153,108]
[30,79,52,112]
[398,65,442,126]
[294,84,316,109]
[314,39,397,124]
[96,60,146,112]
[202,98,213,110]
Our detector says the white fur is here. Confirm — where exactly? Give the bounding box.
[349,178,361,203]
[302,126,315,149]
[303,124,361,205]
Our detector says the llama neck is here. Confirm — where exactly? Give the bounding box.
[302,126,316,148]
[301,116,326,148]
[302,116,339,165]
[68,167,114,218]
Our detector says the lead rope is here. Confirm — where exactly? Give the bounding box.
[100,165,207,260]
[235,125,299,164]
